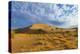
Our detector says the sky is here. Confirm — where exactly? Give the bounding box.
[9,1,78,29]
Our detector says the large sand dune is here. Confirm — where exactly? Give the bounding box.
[10,24,78,53]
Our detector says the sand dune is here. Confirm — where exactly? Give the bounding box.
[10,24,78,53]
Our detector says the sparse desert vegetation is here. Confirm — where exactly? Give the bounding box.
[10,24,78,53]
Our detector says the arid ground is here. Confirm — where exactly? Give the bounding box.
[10,24,78,53]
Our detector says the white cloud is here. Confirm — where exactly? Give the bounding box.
[11,2,78,28]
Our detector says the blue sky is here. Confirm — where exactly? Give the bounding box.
[10,1,78,29]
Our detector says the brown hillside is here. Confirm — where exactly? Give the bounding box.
[10,24,78,53]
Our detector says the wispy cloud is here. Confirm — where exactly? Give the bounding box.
[11,1,78,29]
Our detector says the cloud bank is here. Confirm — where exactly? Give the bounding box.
[10,1,78,29]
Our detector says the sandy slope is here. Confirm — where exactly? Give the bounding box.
[10,24,78,53]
